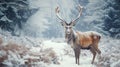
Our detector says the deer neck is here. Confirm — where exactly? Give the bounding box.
[65,30,76,45]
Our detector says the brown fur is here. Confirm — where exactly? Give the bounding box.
[76,31,101,49]
[74,31,101,65]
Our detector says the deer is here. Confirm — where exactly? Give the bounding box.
[55,4,101,65]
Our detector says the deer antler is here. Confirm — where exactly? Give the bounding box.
[71,4,83,26]
[55,6,66,23]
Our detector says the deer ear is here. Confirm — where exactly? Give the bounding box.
[72,22,76,26]
[60,22,65,26]
[70,21,76,26]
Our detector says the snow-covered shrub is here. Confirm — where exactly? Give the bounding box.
[51,38,65,43]
[0,33,62,66]
[0,50,7,63]
[111,60,120,67]
[40,48,59,64]
[0,41,29,66]
[63,45,74,56]
[95,37,120,67]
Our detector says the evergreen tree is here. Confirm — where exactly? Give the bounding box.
[103,0,120,38]
[83,0,120,38]
[0,0,38,36]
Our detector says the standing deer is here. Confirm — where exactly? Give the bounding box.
[55,4,101,65]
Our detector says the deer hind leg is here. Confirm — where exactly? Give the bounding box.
[90,46,96,64]
[93,39,101,54]
[93,44,101,54]
[97,48,101,54]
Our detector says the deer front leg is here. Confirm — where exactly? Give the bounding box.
[74,47,80,65]
[76,47,80,65]
[73,48,77,64]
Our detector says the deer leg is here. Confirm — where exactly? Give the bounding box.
[97,48,101,54]
[77,47,80,65]
[92,45,101,54]
[90,46,96,64]
[74,49,77,64]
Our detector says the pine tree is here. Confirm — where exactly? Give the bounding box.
[103,0,120,38]
[0,0,38,36]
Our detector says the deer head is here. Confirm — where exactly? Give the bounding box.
[55,4,83,35]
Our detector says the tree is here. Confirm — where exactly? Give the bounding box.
[81,0,120,38]
[0,0,38,36]
[103,0,120,38]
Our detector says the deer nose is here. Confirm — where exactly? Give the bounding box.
[66,29,71,34]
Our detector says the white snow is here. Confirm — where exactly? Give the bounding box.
[47,55,95,67]
[43,40,66,55]
[42,40,95,67]
[111,60,120,67]
[1,31,120,67]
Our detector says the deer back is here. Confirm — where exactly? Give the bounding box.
[75,31,101,48]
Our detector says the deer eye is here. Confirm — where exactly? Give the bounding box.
[65,27,68,29]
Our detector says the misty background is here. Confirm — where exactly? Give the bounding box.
[0,0,120,38]
[0,0,120,67]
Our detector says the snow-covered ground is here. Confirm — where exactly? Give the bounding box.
[47,55,94,67]
[0,31,120,67]
[42,40,96,67]
[36,38,120,67]
[0,35,96,67]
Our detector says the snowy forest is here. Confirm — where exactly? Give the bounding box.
[0,0,120,67]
